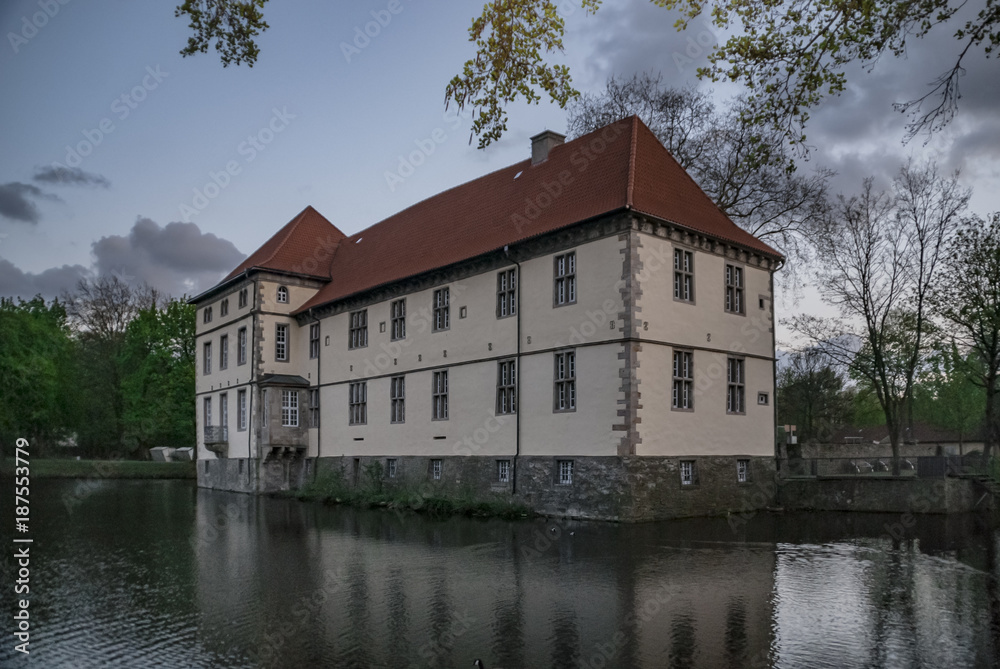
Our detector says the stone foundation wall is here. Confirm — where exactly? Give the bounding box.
[198,456,311,494]
[778,477,978,513]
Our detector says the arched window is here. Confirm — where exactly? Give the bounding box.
[277,286,289,304]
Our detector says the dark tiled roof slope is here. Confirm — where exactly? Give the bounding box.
[218,117,782,312]
[222,205,346,281]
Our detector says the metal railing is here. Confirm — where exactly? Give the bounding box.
[782,454,1000,480]
[204,426,228,444]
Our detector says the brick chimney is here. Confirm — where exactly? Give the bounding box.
[530,129,565,165]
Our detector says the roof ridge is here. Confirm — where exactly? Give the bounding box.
[258,206,310,268]
[626,115,638,206]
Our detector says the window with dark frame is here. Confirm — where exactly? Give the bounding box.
[432,370,449,420]
[281,389,298,427]
[727,357,746,413]
[680,460,697,486]
[391,299,406,340]
[309,389,320,428]
[309,323,320,359]
[497,268,516,318]
[203,396,212,427]
[557,460,573,485]
[220,298,229,317]
[277,286,289,304]
[238,327,247,365]
[497,459,510,483]
[219,334,228,370]
[387,458,397,478]
[725,264,744,314]
[275,324,288,361]
[390,376,405,423]
[737,459,751,483]
[203,341,212,375]
[496,359,517,415]
[672,350,693,410]
[433,288,450,331]
[238,288,248,309]
[673,249,694,302]
[219,393,228,440]
[554,252,576,305]
[554,350,576,411]
[431,459,442,480]
[238,389,247,431]
[203,306,212,324]
[349,310,368,349]
[349,382,367,425]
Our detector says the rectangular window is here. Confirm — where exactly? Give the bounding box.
[349,310,368,349]
[238,389,247,431]
[554,251,577,306]
[280,390,299,427]
[672,350,694,410]
[496,268,517,318]
[497,459,511,483]
[674,249,694,302]
[203,342,212,375]
[433,288,450,332]
[390,376,405,424]
[387,458,397,478]
[391,299,406,340]
[309,323,320,359]
[432,370,449,420]
[554,350,576,412]
[309,389,320,428]
[238,327,247,365]
[262,389,268,427]
[203,396,212,427]
[725,264,744,314]
[496,359,517,415]
[680,460,697,486]
[727,358,746,414]
[219,393,228,440]
[349,381,367,425]
[558,460,573,485]
[431,459,442,480]
[220,299,229,317]
[737,459,751,483]
[275,389,297,427]
[275,324,288,361]
[219,334,228,370]
[238,288,247,309]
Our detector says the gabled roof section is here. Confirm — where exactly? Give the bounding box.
[296,116,781,313]
[223,205,346,282]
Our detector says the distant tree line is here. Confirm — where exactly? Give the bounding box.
[0,276,195,459]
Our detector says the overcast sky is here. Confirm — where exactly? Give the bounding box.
[1,0,997,343]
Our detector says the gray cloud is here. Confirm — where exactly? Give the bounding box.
[0,259,90,300]
[0,218,246,301]
[90,217,246,298]
[33,165,111,188]
[0,182,60,224]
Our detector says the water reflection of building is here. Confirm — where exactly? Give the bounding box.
[192,491,779,668]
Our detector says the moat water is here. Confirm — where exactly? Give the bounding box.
[2,479,999,668]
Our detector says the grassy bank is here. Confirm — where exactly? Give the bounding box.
[291,469,535,520]
[1,457,196,479]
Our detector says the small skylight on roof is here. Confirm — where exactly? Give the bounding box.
[355,237,363,244]
[513,171,523,180]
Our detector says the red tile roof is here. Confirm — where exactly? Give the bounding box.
[222,205,346,282]
[217,117,783,312]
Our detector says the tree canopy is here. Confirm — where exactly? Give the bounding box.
[444,0,1000,149]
